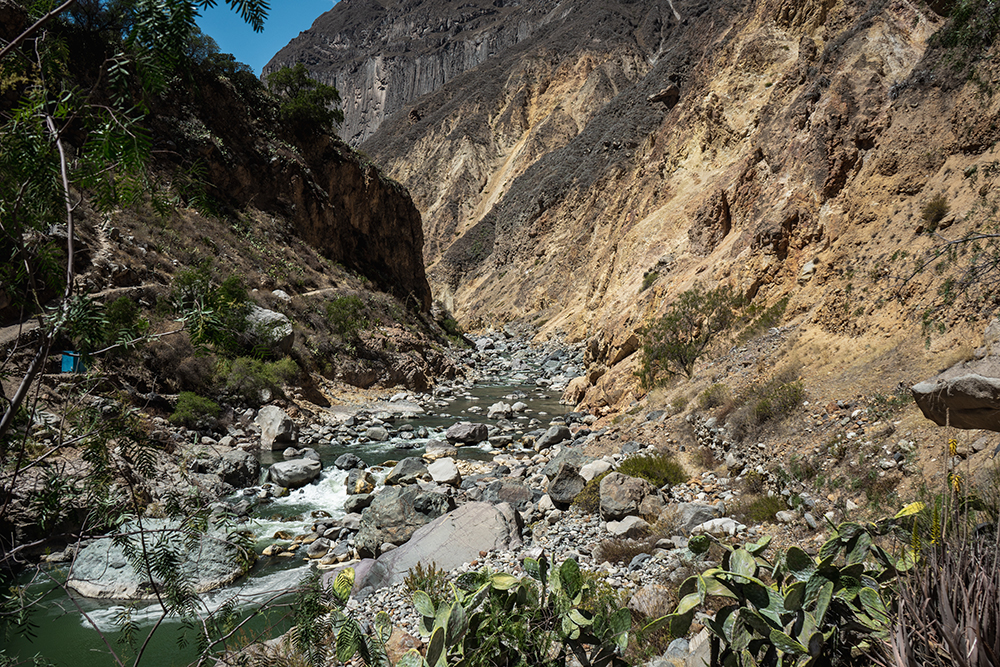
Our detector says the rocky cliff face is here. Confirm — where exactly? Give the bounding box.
[150,70,431,310]
[280,0,1000,409]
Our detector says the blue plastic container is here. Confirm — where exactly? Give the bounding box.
[61,351,85,373]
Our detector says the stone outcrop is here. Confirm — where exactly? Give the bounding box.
[256,406,297,451]
[352,501,523,596]
[599,472,655,521]
[268,459,322,488]
[355,486,452,557]
[67,519,251,599]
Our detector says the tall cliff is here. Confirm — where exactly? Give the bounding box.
[278,0,1000,409]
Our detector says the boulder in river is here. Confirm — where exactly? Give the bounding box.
[335,453,365,470]
[427,457,461,487]
[547,462,585,509]
[536,425,571,450]
[352,502,523,596]
[256,406,297,450]
[445,422,488,444]
[268,459,321,488]
[347,469,377,494]
[355,486,453,558]
[67,519,253,599]
[384,457,427,485]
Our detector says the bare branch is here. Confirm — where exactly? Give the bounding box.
[0,0,78,64]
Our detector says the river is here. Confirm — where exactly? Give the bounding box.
[7,339,578,666]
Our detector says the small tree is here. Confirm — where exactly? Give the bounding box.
[266,63,344,133]
[638,284,740,385]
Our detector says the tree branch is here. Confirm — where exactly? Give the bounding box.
[0,0,78,64]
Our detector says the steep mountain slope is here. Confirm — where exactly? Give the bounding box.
[276,0,1000,410]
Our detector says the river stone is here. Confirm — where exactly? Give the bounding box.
[347,469,377,494]
[599,472,655,521]
[306,538,332,559]
[352,502,523,596]
[511,401,528,413]
[427,457,461,487]
[479,479,534,510]
[366,426,389,442]
[335,453,365,470]
[579,459,612,482]
[424,440,458,460]
[256,405,297,450]
[355,486,452,558]
[344,493,373,514]
[217,449,260,489]
[536,425,571,449]
[445,422,488,444]
[67,519,252,599]
[268,459,321,488]
[385,457,427,485]
[487,402,513,419]
[539,447,593,478]
[912,373,1000,431]
[674,502,722,534]
[547,462,585,508]
[606,515,649,538]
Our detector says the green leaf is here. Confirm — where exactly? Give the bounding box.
[814,581,833,626]
[426,627,445,667]
[818,537,841,561]
[523,557,541,580]
[747,534,773,555]
[784,547,815,581]
[859,587,889,626]
[730,549,757,579]
[741,607,778,635]
[807,631,824,657]
[675,592,703,616]
[560,558,583,600]
[846,531,873,566]
[769,628,808,655]
[413,590,435,617]
[784,581,805,611]
[893,502,925,519]
[568,608,594,627]
[396,648,426,667]
[446,601,467,645]
[332,567,355,603]
[336,617,362,663]
[374,610,392,644]
[490,573,520,591]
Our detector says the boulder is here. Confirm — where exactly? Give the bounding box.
[67,519,252,599]
[335,453,365,470]
[344,493,373,514]
[606,515,649,538]
[445,422,488,444]
[423,440,458,460]
[355,486,452,558]
[217,449,261,489]
[579,459,612,482]
[599,472,655,521]
[674,502,722,534]
[479,480,534,510]
[691,517,742,537]
[536,425,571,450]
[547,462,585,508]
[247,305,294,354]
[256,406,297,451]
[562,376,590,406]
[268,459,322,488]
[427,457,461,487]
[539,447,593,478]
[385,457,427,485]
[487,402,513,419]
[366,426,389,442]
[912,373,1000,431]
[347,469,377,494]
[352,502,522,595]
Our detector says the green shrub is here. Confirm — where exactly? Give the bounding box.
[266,63,344,133]
[921,194,950,231]
[170,264,251,355]
[404,561,449,608]
[736,296,789,345]
[103,295,149,350]
[789,454,819,482]
[169,392,221,429]
[572,471,610,514]
[641,271,659,292]
[617,451,688,488]
[660,506,922,667]
[215,356,298,405]
[730,494,785,523]
[638,284,741,384]
[325,295,368,342]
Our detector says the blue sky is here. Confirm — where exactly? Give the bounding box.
[196,1,338,75]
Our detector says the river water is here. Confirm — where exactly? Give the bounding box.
[8,351,574,666]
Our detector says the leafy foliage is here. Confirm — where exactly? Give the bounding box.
[170,265,253,355]
[572,471,610,514]
[215,356,297,405]
[616,451,688,488]
[921,194,951,231]
[169,391,222,429]
[405,561,450,608]
[659,506,923,667]
[266,63,344,133]
[325,294,369,344]
[638,284,741,384]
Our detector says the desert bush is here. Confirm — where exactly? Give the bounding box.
[102,295,150,351]
[638,284,741,384]
[617,451,688,488]
[573,471,611,514]
[728,368,805,442]
[266,63,344,133]
[170,265,252,355]
[921,194,950,231]
[698,383,731,410]
[169,391,221,429]
[730,494,785,524]
[404,561,450,608]
[788,454,819,482]
[736,295,789,345]
[215,356,298,405]
[741,470,767,495]
[325,294,369,342]
[641,271,659,292]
